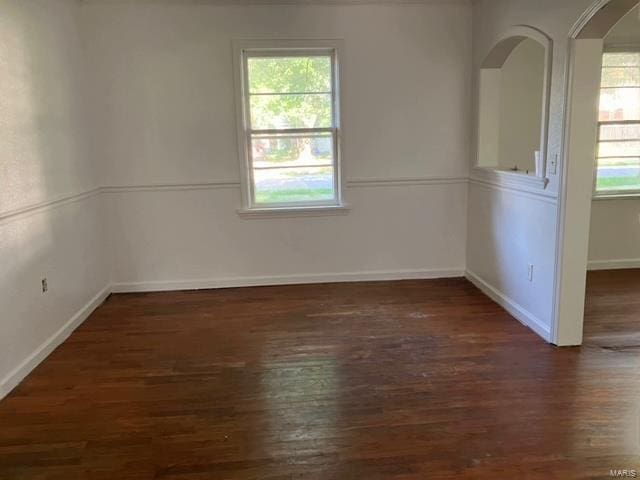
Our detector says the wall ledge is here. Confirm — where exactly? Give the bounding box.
[472,167,549,191]
[469,177,558,204]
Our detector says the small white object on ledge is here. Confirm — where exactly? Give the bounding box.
[534,150,542,177]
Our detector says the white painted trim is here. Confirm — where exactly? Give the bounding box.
[465,269,552,343]
[105,177,467,191]
[0,177,466,223]
[552,39,604,346]
[0,285,111,401]
[237,204,350,218]
[469,177,558,204]
[0,187,101,225]
[111,268,465,293]
[101,182,241,193]
[471,167,550,191]
[588,259,640,270]
[482,25,554,69]
[605,44,640,53]
[348,176,468,187]
[570,0,611,38]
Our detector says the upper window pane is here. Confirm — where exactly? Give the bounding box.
[249,93,332,129]
[601,67,640,88]
[247,56,332,94]
[602,52,640,67]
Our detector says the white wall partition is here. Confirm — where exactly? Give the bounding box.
[467,0,601,345]
[468,0,640,345]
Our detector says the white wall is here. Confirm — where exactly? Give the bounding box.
[477,69,502,168]
[0,0,111,397]
[82,1,472,288]
[589,199,640,268]
[467,0,597,344]
[497,39,545,173]
[587,6,640,270]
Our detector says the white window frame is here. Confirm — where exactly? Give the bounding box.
[233,39,347,216]
[593,46,640,199]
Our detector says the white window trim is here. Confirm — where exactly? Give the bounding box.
[232,39,347,217]
[593,48,640,199]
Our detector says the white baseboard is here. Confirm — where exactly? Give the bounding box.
[465,269,551,343]
[0,285,111,401]
[587,259,640,271]
[111,268,465,293]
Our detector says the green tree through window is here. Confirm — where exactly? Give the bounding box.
[241,51,340,207]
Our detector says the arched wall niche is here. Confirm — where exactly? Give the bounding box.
[475,25,553,185]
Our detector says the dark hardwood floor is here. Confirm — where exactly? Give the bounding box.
[1,278,639,479]
[584,269,640,349]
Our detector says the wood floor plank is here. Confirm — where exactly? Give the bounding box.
[1,278,639,479]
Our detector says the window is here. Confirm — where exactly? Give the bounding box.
[595,51,640,195]
[234,41,344,213]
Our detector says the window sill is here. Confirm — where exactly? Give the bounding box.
[593,192,640,200]
[237,204,350,219]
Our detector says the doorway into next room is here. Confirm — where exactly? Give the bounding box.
[584,5,640,349]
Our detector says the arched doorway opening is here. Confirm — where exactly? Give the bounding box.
[554,0,640,345]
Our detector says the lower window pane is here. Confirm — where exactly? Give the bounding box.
[596,157,640,191]
[599,88,640,121]
[253,166,335,204]
[251,133,333,168]
[598,140,640,158]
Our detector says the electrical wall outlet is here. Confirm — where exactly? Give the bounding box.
[527,264,534,282]
[41,278,48,293]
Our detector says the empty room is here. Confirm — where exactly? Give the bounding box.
[1,0,639,478]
